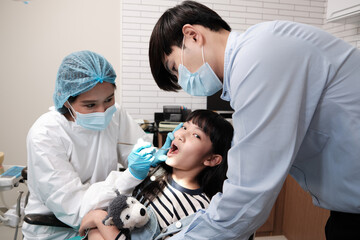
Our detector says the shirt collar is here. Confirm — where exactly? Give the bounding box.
[168,175,204,195]
[221,31,240,101]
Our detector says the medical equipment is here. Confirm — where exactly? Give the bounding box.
[162,105,190,122]
[117,142,134,145]
[20,167,71,228]
[0,156,56,239]
[0,164,27,240]
[0,166,24,191]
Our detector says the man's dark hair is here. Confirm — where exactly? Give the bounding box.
[149,1,231,91]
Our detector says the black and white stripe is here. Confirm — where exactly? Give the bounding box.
[148,177,210,230]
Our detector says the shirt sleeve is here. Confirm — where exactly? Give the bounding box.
[169,26,328,239]
[79,169,143,218]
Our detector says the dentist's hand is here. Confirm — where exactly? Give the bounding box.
[151,123,183,167]
[128,139,156,180]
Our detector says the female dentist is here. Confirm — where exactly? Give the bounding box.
[22,50,152,239]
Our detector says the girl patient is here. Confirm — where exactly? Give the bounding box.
[80,110,234,240]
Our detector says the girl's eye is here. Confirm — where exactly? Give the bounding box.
[193,134,200,139]
[182,126,187,130]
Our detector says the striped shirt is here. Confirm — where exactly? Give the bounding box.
[146,177,210,230]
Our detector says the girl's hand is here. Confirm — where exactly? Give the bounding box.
[79,209,108,236]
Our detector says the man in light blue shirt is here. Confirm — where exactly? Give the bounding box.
[148,1,360,239]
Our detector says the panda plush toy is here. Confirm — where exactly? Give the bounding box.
[103,190,149,240]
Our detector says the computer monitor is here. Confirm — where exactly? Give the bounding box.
[206,90,233,118]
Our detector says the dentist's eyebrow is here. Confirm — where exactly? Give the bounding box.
[106,93,115,99]
[80,93,114,104]
[81,99,97,104]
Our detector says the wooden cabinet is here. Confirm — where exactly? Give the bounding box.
[255,182,286,237]
[282,176,329,240]
[256,176,330,239]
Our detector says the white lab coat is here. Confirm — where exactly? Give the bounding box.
[22,103,151,240]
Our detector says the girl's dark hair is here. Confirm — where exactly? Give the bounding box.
[133,110,234,202]
[149,1,231,92]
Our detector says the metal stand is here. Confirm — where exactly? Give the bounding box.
[13,191,23,240]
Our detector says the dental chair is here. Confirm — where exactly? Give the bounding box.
[21,166,127,229]
[21,167,256,240]
[21,167,72,228]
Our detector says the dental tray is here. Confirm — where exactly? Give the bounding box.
[0,165,25,191]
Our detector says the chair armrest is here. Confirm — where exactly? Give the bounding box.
[21,167,27,180]
[23,213,71,228]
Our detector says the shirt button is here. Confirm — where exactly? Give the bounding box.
[175,221,182,228]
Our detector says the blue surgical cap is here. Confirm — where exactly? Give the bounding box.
[53,50,116,113]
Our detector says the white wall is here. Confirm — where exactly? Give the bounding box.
[324,14,360,48]
[0,0,120,208]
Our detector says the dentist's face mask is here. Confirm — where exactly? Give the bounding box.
[178,37,223,96]
[67,101,116,131]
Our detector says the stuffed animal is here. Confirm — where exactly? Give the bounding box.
[103,190,149,240]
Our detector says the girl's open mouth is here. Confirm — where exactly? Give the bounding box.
[167,143,179,155]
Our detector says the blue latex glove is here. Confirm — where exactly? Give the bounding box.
[128,139,156,180]
[151,123,183,167]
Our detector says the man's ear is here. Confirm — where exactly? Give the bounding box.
[204,154,222,167]
[182,24,204,46]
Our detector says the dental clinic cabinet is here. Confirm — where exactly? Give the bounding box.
[256,176,330,240]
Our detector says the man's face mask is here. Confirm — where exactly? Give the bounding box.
[67,101,116,131]
[178,37,223,96]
